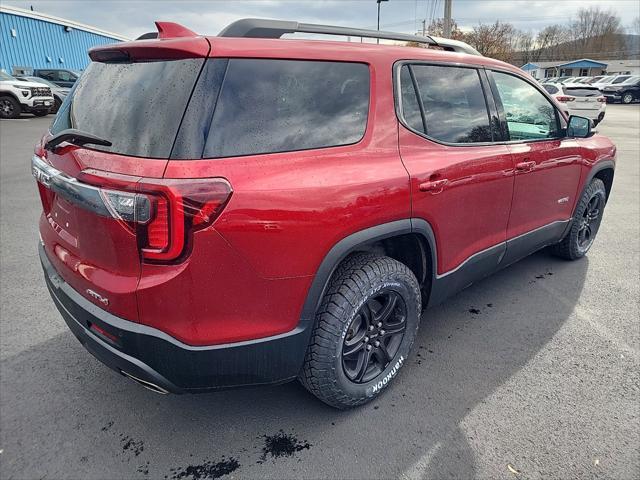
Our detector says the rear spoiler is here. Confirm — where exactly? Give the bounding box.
[135,18,482,56]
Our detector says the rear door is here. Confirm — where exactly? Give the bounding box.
[397,63,514,278]
[35,49,208,321]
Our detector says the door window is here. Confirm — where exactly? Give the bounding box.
[399,64,493,143]
[492,72,560,141]
[57,71,73,81]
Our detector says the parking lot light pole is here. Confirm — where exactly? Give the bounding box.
[376,0,388,44]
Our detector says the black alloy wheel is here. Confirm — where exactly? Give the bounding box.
[342,290,406,383]
[551,177,607,260]
[577,194,601,252]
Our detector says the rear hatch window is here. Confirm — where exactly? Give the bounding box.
[52,58,204,158]
[563,87,602,97]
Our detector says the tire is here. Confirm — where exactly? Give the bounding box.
[52,97,62,114]
[622,92,634,104]
[551,178,607,260]
[32,110,49,117]
[299,253,421,409]
[0,96,21,119]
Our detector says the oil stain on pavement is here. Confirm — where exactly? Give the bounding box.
[258,430,312,464]
[168,457,240,480]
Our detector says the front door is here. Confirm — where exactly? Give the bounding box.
[488,71,582,243]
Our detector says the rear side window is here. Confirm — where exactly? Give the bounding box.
[543,84,559,94]
[398,66,425,133]
[399,64,493,144]
[51,59,204,158]
[200,59,369,158]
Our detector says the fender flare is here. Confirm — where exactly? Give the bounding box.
[578,158,615,207]
[297,218,438,328]
[562,158,615,240]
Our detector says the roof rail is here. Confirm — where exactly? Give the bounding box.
[218,18,481,56]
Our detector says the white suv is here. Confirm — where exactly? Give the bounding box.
[0,71,55,119]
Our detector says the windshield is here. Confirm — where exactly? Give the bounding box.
[0,71,15,81]
[612,76,631,84]
[51,59,204,158]
[24,77,57,88]
[621,76,640,85]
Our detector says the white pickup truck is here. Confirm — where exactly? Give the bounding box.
[0,71,55,119]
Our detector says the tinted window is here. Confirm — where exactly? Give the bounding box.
[51,59,204,158]
[492,72,560,141]
[563,87,601,97]
[543,84,559,94]
[406,65,492,143]
[398,66,424,133]
[202,59,369,158]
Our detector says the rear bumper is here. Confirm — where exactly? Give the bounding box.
[39,243,311,393]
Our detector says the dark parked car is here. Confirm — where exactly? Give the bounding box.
[16,76,69,113]
[32,68,80,87]
[602,76,640,104]
[32,19,616,409]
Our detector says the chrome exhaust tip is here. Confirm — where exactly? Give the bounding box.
[120,370,169,395]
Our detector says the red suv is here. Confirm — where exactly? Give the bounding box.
[33,19,616,409]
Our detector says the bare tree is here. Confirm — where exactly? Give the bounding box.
[567,7,623,58]
[463,21,519,62]
[426,18,465,40]
[516,31,536,64]
[632,16,640,36]
[534,25,571,61]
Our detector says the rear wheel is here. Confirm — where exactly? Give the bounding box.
[551,178,607,260]
[299,253,421,409]
[0,96,20,119]
[622,92,634,104]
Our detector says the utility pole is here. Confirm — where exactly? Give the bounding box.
[443,0,452,38]
[421,18,426,36]
[376,0,388,44]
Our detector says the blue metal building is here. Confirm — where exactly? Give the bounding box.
[0,5,127,74]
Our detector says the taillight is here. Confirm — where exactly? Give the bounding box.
[33,155,232,265]
[556,96,575,103]
[597,97,606,103]
[137,179,232,263]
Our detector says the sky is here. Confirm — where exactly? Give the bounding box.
[7,0,640,40]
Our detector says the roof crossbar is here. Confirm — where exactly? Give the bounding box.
[218,18,481,56]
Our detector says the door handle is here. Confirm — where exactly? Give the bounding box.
[419,179,449,192]
[515,161,536,172]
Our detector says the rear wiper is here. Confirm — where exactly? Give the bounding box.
[44,128,112,152]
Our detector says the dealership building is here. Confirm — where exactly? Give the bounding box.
[0,5,126,75]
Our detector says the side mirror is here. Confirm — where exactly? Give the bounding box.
[567,115,592,138]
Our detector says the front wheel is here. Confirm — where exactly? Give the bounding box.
[32,110,49,117]
[0,96,21,119]
[551,178,607,260]
[622,92,634,104]
[299,254,421,409]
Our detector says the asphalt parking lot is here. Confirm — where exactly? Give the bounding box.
[1,106,639,480]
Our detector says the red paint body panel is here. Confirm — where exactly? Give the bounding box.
[398,127,514,274]
[37,35,617,347]
[506,139,583,238]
